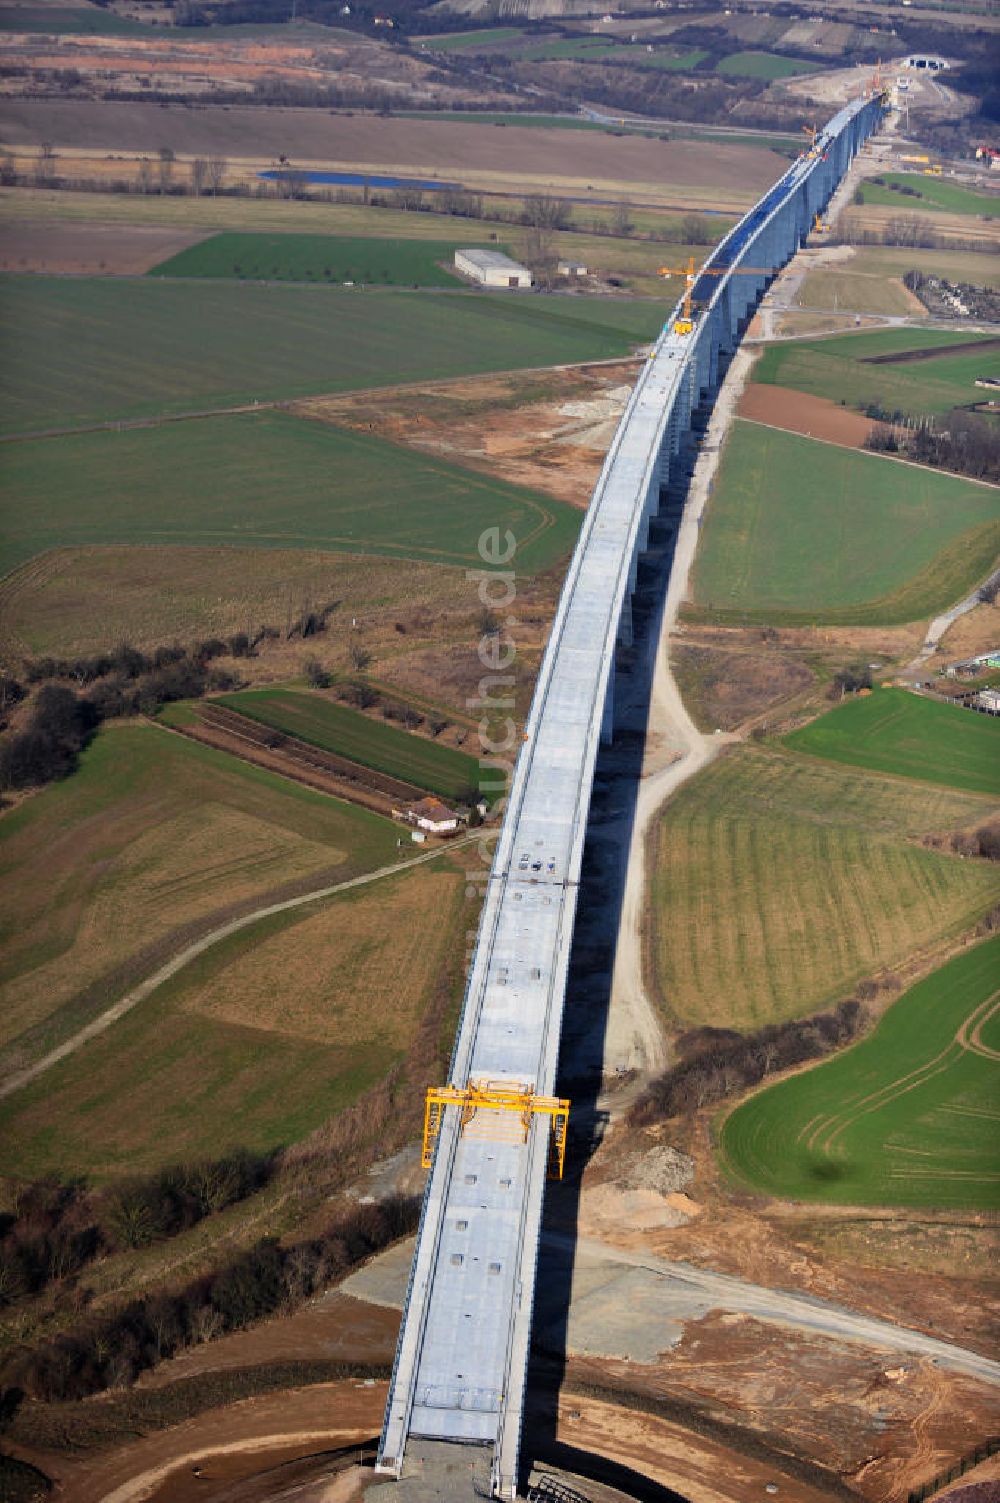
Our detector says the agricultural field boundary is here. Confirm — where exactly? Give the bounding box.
[0,809,481,1106]
[211,689,480,801]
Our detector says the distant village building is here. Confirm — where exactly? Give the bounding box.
[558,259,588,278]
[395,797,463,835]
[973,689,1000,717]
[454,249,532,289]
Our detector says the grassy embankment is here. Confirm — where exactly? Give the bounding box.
[0,723,471,1180]
[719,934,1000,1210]
[418,25,528,49]
[647,742,998,1032]
[149,233,500,287]
[209,688,481,801]
[688,421,1000,626]
[1,410,581,577]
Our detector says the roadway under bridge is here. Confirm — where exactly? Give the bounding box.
[376,92,886,1500]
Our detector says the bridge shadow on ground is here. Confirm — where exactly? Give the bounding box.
[519,378,730,1502]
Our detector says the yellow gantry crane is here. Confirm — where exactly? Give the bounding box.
[422,1078,570,1180]
[656,256,774,336]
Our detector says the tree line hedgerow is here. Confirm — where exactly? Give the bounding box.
[0,608,345,792]
[1,1194,418,1404]
[630,995,874,1125]
[0,1151,275,1309]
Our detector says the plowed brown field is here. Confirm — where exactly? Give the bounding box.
[0,220,208,274]
[737,383,874,447]
[0,99,786,205]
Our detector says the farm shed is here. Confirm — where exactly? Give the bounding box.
[454,249,532,289]
[399,797,463,834]
[558,259,588,278]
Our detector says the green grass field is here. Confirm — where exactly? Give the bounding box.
[690,422,1000,623]
[717,50,815,78]
[0,410,581,576]
[212,688,482,800]
[149,233,498,286]
[859,173,1000,218]
[0,3,151,30]
[0,277,666,435]
[419,25,527,49]
[648,744,998,1031]
[719,936,1000,1210]
[786,688,1000,797]
[753,327,1000,417]
[0,722,401,1076]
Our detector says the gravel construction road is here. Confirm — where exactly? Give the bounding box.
[344,1228,1000,1387]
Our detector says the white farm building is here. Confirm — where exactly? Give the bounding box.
[454,249,532,288]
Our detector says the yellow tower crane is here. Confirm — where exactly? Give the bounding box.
[656,257,775,336]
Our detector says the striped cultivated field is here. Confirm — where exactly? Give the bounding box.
[648,745,999,1030]
[720,936,1000,1210]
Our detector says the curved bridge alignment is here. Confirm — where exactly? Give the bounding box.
[377,93,885,1498]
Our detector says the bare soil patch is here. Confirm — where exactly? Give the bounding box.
[737,384,875,448]
[0,99,787,203]
[293,363,640,511]
[0,218,209,273]
[540,1389,846,1503]
[22,1379,386,1503]
[138,1294,398,1391]
[563,1319,999,1503]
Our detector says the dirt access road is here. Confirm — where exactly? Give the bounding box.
[602,342,757,1082]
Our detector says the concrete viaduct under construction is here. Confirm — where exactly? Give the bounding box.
[377,91,886,1500]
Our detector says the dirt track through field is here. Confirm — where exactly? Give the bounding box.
[0,798,482,1104]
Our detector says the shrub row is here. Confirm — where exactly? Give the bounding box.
[631,997,869,1124]
[0,1152,274,1306]
[3,1195,418,1403]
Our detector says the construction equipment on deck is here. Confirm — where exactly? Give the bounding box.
[657,256,772,335]
[423,1080,570,1180]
